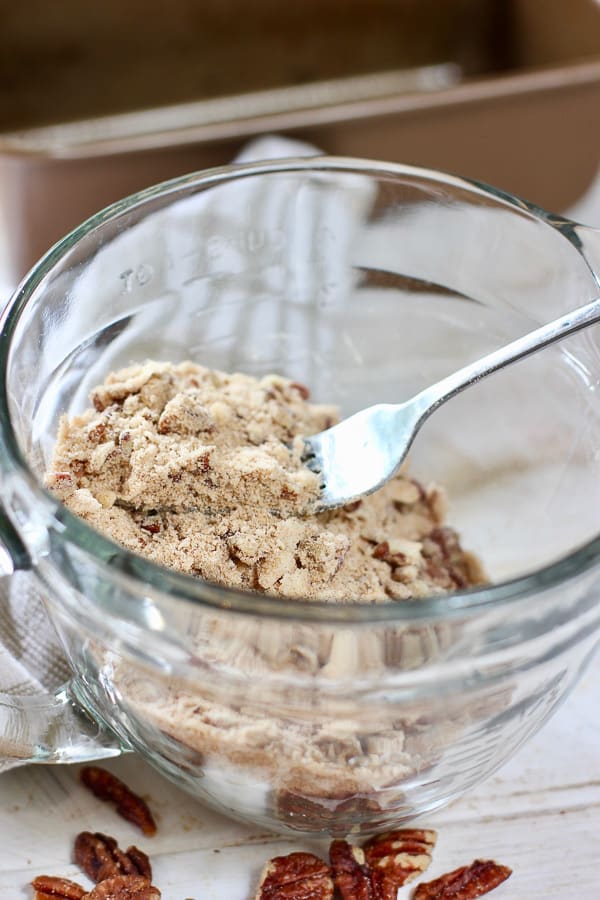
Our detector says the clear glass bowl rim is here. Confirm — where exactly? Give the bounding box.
[1,155,599,625]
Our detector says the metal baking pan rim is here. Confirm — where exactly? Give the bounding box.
[1,59,599,161]
[0,64,457,157]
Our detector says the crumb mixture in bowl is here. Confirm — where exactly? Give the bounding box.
[45,360,484,602]
[44,361,487,822]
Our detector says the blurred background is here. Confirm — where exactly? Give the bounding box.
[1,0,599,293]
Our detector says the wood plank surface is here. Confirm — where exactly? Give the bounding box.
[0,653,597,899]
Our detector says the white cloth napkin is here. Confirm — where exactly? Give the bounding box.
[0,135,320,772]
[0,571,71,702]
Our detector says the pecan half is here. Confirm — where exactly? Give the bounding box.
[364,829,437,897]
[412,859,512,900]
[329,840,374,900]
[32,876,86,900]
[254,851,334,899]
[79,767,157,836]
[83,876,160,900]
[74,832,151,883]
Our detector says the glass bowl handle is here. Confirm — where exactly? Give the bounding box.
[0,685,125,766]
[565,221,600,285]
[0,510,125,767]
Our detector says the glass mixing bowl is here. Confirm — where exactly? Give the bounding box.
[0,158,599,837]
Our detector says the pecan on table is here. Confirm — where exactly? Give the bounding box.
[363,828,437,898]
[329,840,374,900]
[32,876,86,900]
[74,832,152,884]
[413,859,512,900]
[83,875,160,900]
[253,851,334,899]
[79,767,157,836]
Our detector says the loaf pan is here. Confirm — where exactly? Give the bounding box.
[1,0,599,289]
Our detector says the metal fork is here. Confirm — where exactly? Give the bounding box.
[302,296,600,511]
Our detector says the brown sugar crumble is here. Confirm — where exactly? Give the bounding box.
[46,360,483,602]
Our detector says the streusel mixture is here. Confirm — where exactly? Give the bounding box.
[46,360,483,601]
[45,360,488,819]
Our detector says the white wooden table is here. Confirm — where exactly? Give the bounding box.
[0,650,597,899]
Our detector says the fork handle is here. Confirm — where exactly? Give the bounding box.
[414,296,600,416]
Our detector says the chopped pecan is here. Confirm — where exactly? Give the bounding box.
[428,527,458,560]
[140,521,161,535]
[410,477,427,502]
[290,382,310,401]
[423,559,458,591]
[88,423,107,444]
[74,832,151,883]
[79,767,157,836]
[189,450,212,474]
[412,859,512,900]
[83,875,160,900]
[422,525,474,589]
[70,460,88,478]
[253,851,334,899]
[364,829,437,897]
[46,472,76,500]
[32,876,86,900]
[50,472,74,486]
[329,840,374,900]
[372,541,390,560]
